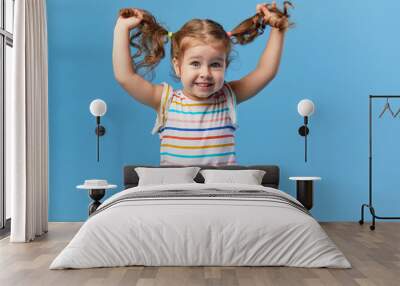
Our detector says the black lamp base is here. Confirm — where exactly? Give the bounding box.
[95,125,106,136]
[298,126,309,136]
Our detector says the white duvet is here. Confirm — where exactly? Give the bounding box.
[50,183,351,269]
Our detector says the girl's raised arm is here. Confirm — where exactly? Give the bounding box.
[112,9,163,111]
[229,2,289,104]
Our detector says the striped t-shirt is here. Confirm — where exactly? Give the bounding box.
[152,82,238,166]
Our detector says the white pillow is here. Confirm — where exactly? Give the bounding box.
[135,167,201,186]
[200,169,266,185]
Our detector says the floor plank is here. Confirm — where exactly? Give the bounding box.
[0,222,399,286]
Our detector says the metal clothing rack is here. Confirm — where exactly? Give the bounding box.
[359,95,400,230]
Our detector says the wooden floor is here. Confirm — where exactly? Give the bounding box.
[0,222,399,286]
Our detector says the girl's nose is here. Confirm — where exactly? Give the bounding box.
[200,68,211,78]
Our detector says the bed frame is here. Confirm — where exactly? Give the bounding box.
[124,165,280,189]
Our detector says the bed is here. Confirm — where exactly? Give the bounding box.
[50,165,351,269]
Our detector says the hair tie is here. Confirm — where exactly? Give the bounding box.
[167,31,173,39]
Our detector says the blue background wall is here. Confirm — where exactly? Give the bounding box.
[47,0,400,221]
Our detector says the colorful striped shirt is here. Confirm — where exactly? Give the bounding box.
[152,82,238,166]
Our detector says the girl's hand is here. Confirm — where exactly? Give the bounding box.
[115,8,144,31]
[256,2,289,31]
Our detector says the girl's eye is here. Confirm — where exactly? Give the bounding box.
[190,61,201,67]
[211,62,222,68]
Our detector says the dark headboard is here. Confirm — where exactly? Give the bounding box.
[124,165,280,189]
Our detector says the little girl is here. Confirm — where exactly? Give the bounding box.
[113,2,292,166]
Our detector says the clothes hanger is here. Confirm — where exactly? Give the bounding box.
[378,98,395,118]
[393,106,400,118]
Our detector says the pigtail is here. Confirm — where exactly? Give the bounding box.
[229,1,294,45]
[229,13,266,45]
[120,9,170,76]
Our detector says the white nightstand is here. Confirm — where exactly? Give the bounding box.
[77,180,117,215]
[289,177,321,210]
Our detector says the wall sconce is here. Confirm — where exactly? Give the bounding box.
[297,99,315,162]
[89,99,107,162]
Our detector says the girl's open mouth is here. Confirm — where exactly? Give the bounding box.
[195,83,214,88]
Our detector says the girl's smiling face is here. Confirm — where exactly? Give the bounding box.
[173,43,227,101]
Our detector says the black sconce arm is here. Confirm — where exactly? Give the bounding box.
[298,116,310,162]
[95,116,106,162]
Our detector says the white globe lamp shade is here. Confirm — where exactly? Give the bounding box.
[90,99,107,117]
[297,99,315,117]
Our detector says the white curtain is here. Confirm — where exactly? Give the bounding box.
[7,0,49,242]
